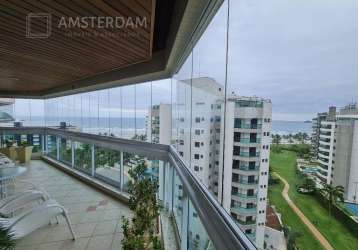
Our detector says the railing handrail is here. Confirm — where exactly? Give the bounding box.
[169,145,256,250]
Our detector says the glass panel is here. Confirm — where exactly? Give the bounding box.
[134,82,151,142]
[152,79,172,145]
[173,53,193,167]
[59,138,72,165]
[94,146,121,187]
[173,170,184,237]
[46,135,57,159]
[74,141,92,174]
[98,89,110,136]
[122,152,154,193]
[122,85,135,139]
[190,0,228,191]
[188,200,215,250]
[109,87,122,138]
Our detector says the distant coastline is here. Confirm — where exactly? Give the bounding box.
[15,116,312,136]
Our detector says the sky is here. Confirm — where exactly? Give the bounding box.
[12,0,358,121]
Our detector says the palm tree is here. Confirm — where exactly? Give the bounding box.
[320,183,344,218]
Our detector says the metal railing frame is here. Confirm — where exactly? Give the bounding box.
[0,126,256,250]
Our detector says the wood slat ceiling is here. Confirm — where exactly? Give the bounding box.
[0,0,155,94]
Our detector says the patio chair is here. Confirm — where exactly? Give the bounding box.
[0,189,49,217]
[0,199,76,240]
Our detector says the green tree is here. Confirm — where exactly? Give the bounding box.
[272,134,282,145]
[320,184,344,218]
[300,176,316,192]
[283,226,302,250]
[122,159,161,250]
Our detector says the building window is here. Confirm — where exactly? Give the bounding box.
[194,154,199,159]
[234,118,242,128]
[233,160,240,169]
[195,142,200,147]
[195,117,200,123]
[195,129,200,135]
[194,165,199,171]
[232,173,239,182]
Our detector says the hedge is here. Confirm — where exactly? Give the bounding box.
[314,191,358,237]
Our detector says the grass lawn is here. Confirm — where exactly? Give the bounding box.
[268,181,323,250]
[270,149,358,250]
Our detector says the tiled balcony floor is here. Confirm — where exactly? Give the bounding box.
[13,160,132,250]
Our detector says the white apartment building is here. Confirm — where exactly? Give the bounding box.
[312,107,336,185]
[333,104,358,203]
[316,120,336,184]
[173,77,272,248]
[176,77,223,189]
[147,104,172,145]
[313,104,358,203]
[218,96,272,247]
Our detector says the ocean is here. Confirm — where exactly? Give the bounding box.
[16,117,312,136]
[272,120,312,135]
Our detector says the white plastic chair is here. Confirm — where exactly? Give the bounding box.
[0,199,76,240]
[0,189,49,217]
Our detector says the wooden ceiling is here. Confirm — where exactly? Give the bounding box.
[0,0,155,94]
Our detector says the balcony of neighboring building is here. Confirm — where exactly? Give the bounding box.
[234,118,263,132]
[233,132,261,147]
[319,133,332,140]
[318,151,330,160]
[317,157,330,166]
[231,188,258,202]
[318,145,331,153]
[318,137,331,145]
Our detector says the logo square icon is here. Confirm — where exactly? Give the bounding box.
[26,13,51,38]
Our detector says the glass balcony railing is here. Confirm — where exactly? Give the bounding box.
[0,126,256,250]
[231,192,258,199]
[235,124,262,129]
[238,165,260,171]
[231,205,257,214]
[236,219,257,225]
[236,179,259,185]
[236,152,260,158]
[236,138,261,144]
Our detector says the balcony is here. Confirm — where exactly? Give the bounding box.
[231,205,257,215]
[236,180,259,186]
[232,192,258,201]
[0,126,256,250]
[237,165,260,171]
[234,124,262,132]
[235,138,261,145]
[236,219,257,225]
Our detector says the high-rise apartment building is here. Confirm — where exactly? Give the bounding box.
[313,104,358,203]
[219,96,272,247]
[157,77,272,248]
[147,104,172,145]
[312,107,336,184]
[333,104,358,203]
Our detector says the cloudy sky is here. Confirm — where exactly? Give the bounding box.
[13,0,358,121]
[228,0,358,120]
